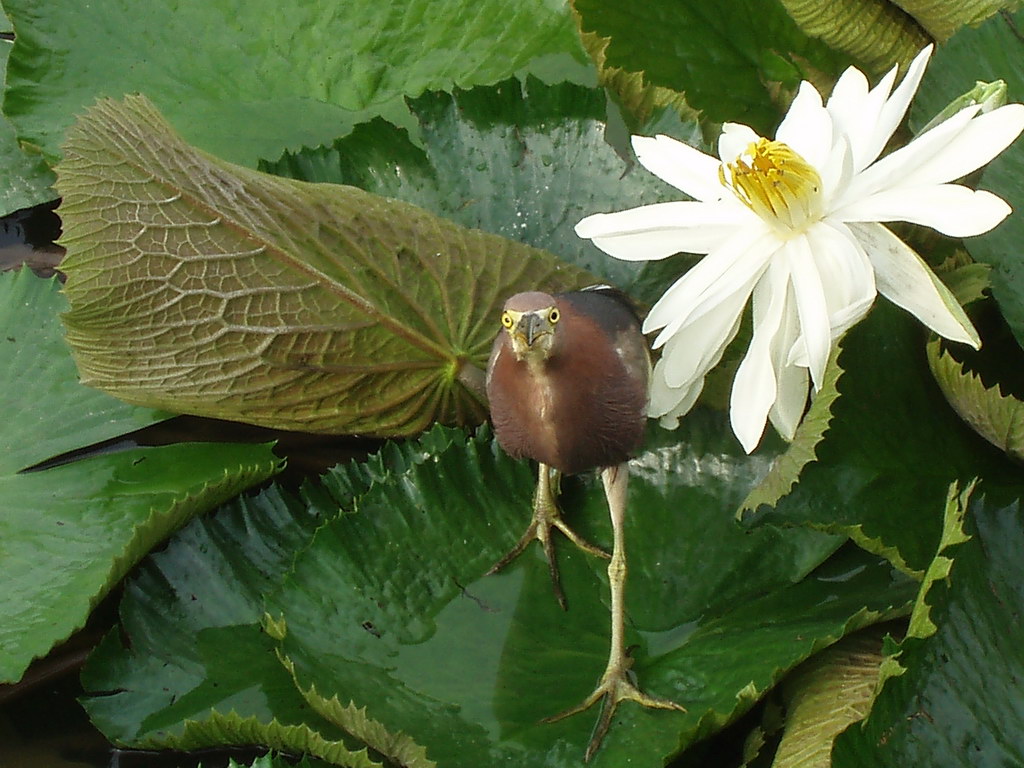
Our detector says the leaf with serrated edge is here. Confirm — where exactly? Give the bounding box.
[57,94,596,435]
[80,429,454,749]
[277,652,435,768]
[739,303,1018,575]
[163,711,381,768]
[927,339,1024,462]
[4,0,590,173]
[830,482,1024,767]
[267,422,909,766]
[83,420,914,767]
[571,0,850,136]
[741,343,843,516]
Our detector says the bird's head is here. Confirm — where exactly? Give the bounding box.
[500,291,561,362]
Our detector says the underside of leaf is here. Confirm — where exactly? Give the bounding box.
[771,628,886,768]
[57,94,595,436]
[740,343,844,516]
[778,0,929,74]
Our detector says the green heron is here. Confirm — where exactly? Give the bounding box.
[486,286,685,759]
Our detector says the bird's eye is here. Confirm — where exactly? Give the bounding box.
[548,308,560,324]
[501,311,514,329]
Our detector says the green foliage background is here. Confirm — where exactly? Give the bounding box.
[2,1,1024,767]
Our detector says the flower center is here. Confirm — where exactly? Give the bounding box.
[720,139,822,234]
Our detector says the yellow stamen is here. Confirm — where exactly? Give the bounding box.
[720,138,822,233]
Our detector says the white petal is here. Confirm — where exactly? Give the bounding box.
[834,184,1011,238]
[875,104,1024,190]
[643,223,774,336]
[730,260,789,452]
[805,221,877,332]
[768,361,809,441]
[650,369,704,427]
[719,123,761,162]
[632,134,726,202]
[575,200,746,260]
[818,134,854,204]
[649,307,743,421]
[838,105,981,202]
[850,222,981,348]
[785,235,832,389]
[658,279,748,388]
[827,64,870,140]
[768,281,810,439]
[830,63,897,173]
[863,45,933,170]
[776,81,833,169]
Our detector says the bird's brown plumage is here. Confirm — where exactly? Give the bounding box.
[486,288,650,475]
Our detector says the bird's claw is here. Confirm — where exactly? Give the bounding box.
[486,502,608,611]
[487,464,608,610]
[544,657,685,762]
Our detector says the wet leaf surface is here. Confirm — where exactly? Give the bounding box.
[84,422,913,766]
[0,269,280,684]
[832,484,1024,767]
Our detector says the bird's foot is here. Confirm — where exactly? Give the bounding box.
[487,466,608,610]
[545,650,685,761]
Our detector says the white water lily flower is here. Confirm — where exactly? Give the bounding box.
[576,46,1024,453]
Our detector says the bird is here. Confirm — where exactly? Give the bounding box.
[485,286,685,760]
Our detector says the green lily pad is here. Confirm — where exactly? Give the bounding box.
[83,414,917,766]
[262,78,691,300]
[3,0,590,175]
[81,432,451,750]
[269,421,908,766]
[832,483,1024,766]
[742,302,1019,575]
[57,94,596,436]
[0,268,281,684]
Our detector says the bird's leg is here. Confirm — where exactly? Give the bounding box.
[545,463,685,761]
[487,462,609,610]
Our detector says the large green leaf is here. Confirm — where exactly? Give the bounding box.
[81,432,453,750]
[84,420,914,766]
[909,10,1024,350]
[741,303,1019,575]
[56,95,596,435]
[3,0,590,175]
[831,483,1024,766]
[570,0,849,136]
[262,78,689,300]
[0,268,281,684]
